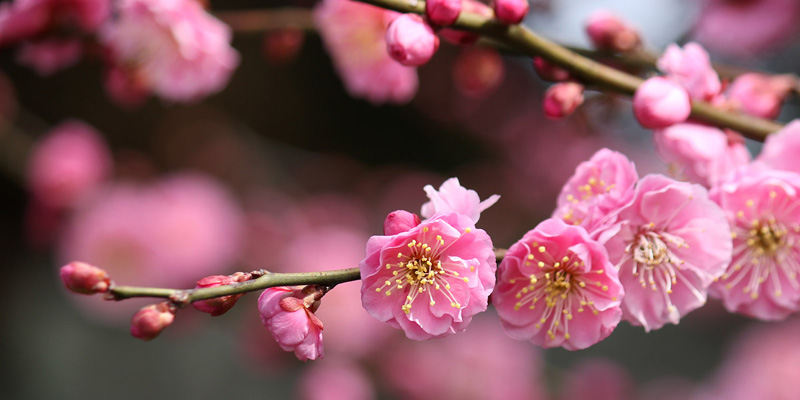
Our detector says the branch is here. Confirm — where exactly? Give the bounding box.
[352,0,785,141]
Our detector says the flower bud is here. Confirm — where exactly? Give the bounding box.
[384,210,422,235]
[533,57,571,82]
[426,0,462,26]
[633,77,691,129]
[191,273,250,316]
[440,0,492,44]
[493,0,529,25]
[386,14,439,67]
[543,82,585,119]
[585,10,640,53]
[131,302,175,340]
[59,261,111,295]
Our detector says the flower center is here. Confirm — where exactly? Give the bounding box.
[624,228,688,305]
[747,218,787,256]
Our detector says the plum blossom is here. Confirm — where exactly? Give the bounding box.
[727,73,794,120]
[543,82,585,120]
[603,174,732,331]
[494,218,623,350]
[654,123,751,188]
[585,10,641,53]
[493,0,529,25]
[360,212,496,340]
[258,286,325,361]
[755,120,800,173]
[101,0,239,103]
[385,14,439,67]
[657,42,721,102]
[314,0,418,104]
[130,302,175,340]
[709,167,800,320]
[59,261,111,295]
[191,273,250,316]
[425,0,462,27]
[420,177,500,224]
[552,148,638,240]
[632,77,691,129]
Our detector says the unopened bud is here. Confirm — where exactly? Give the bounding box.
[633,77,691,129]
[59,261,111,295]
[386,14,439,67]
[543,82,585,119]
[384,210,422,235]
[426,0,462,26]
[533,57,571,82]
[727,73,794,120]
[493,0,529,25]
[440,0,492,44]
[191,273,249,316]
[585,10,640,53]
[131,302,175,341]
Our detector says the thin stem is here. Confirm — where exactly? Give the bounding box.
[353,0,785,141]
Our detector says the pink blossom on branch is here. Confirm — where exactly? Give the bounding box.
[653,123,751,188]
[360,212,496,340]
[494,218,623,350]
[258,286,326,361]
[543,82,585,120]
[59,261,111,295]
[727,73,794,120]
[709,168,800,320]
[493,0,529,25]
[603,174,732,331]
[385,14,439,67]
[426,0,462,27]
[101,0,239,103]
[757,120,800,173]
[131,302,175,340]
[632,77,691,129]
[657,42,721,102]
[314,0,418,104]
[420,177,500,224]
[585,10,641,53]
[191,273,250,316]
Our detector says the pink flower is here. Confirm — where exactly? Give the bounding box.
[130,302,175,340]
[314,0,418,104]
[654,123,751,187]
[420,177,500,224]
[384,210,421,235]
[552,148,638,240]
[633,77,692,129]
[59,261,111,295]
[426,0,462,26]
[381,312,547,400]
[691,0,800,58]
[493,0,529,25]
[385,14,439,67]
[657,42,721,102]
[532,56,571,82]
[494,218,623,350]
[439,0,492,44]
[757,120,800,173]
[603,174,732,331]
[585,10,641,53]
[543,82,585,120]
[709,167,800,320]
[191,273,250,316]
[258,286,325,361]
[360,212,496,340]
[727,73,794,120]
[27,120,112,209]
[101,0,239,102]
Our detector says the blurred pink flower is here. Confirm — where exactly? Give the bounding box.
[439,0,492,44]
[494,218,623,350]
[27,120,112,210]
[560,358,636,400]
[493,0,529,25]
[756,119,800,173]
[543,82,585,120]
[452,46,505,99]
[426,0,462,26]
[381,312,546,400]
[384,210,421,235]
[421,177,500,224]
[314,0,418,104]
[702,319,800,400]
[633,76,692,129]
[101,0,239,102]
[258,286,325,361]
[654,123,751,187]
[585,10,641,53]
[727,73,794,120]
[692,0,800,58]
[297,360,374,400]
[604,174,732,331]
[16,39,83,75]
[552,148,638,241]
[360,212,496,340]
[657,42,721,102]
[709,167,800,320]
[385,13,439,67]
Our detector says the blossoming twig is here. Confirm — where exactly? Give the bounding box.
[354,0,785,141]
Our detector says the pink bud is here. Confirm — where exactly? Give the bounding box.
[386,14,439,67]
[131,302,175,341]
[533,57,571,82]
[633,77,692,129]
[383,210,422,235]
[59,261,111,295]
[191,273,250,316]
[727,73,794,120]
[426,0,462,26]
[585,10,640,53]
[543,82,585,119]
[493,0,529,25]
[440,0,492,44]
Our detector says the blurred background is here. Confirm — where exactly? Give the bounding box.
[2,0,800,398]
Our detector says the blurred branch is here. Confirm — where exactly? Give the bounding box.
[215,8,315,32]
[352,0,785,141]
